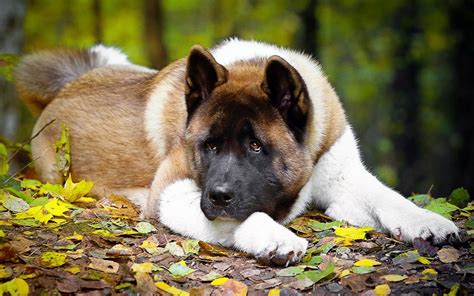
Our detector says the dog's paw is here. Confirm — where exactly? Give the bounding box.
[233,212,308,266]
[381,208,459,244]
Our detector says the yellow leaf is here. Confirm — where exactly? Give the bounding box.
[131,262,155,273]
[268,288,280,296]
[354,259,381,267]
[55,123,71,178]
[374,284,390,295]
[0,265,13,279]
[0,229,4,238]
[339,269,351,278]
[61,175,94,202]
[44,199,70,217]
[417,256,431,265]
[155,281,189,296]
[421,268,438,280]
[64,232,83,241]
[1,278,30,296]
[76,197,96,203]
[381,274,407,282]
[334,226,374,245]
[40,251,67,268]
[211,277,229,286]
[65,267,81,274]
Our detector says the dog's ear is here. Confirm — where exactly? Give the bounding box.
[185,45,228,118]
[261,55,310,142]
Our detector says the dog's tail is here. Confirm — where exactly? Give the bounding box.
[14,45,130,115]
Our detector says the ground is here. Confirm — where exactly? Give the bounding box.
[0,174,473,296]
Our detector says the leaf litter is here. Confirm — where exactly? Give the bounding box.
[0,136,473,294]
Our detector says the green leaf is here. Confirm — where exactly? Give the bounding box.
[168,261,195,277]
[306,255,323,267]
[276,266,305,277]
[29,196,49,207]
[465,218,474,229]
[392,250,420,265]
[296,261,335,283]
[21,179,42,190]
[0,176,21,190]
[181,239,200,255]
[5,187,34,204]
[0,54,19,81]
[408,194,431,206]
[0,143,8,175]
[315,242,335,254]
[351,266,375,274]
[448,188,470,208]
[134,221,156,234]
[309,221,344,231]
[425,198,459,219]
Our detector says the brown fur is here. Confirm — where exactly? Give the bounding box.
[17,45,347,220]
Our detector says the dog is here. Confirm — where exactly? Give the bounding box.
[15,39,459,266]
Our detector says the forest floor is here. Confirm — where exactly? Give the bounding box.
[0,172,473,296]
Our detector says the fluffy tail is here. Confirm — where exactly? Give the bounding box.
[14,45,130,115]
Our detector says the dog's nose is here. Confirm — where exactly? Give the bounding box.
[209,185,233,207]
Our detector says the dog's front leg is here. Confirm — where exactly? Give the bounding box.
[157,178,308,266]
[310,126,459,243]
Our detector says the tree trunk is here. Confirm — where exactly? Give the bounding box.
[144,0,167,69]
[92,0,103,43]
[447,0,474,194]
[0,0,26,141]
[295,0,319,56]
[388,2,422,194]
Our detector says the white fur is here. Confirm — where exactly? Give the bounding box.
[308,125,459,243]
[146,39,458,264]
[159,179,307,263]
[89,45,130,65]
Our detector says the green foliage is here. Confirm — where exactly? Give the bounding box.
[0,54,19,82]
[448,187,471,208]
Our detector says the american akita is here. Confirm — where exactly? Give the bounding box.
[15,39,459,266]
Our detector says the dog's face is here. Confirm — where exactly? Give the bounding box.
[184,46,314,222]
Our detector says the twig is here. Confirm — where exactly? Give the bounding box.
[7,118,56,163]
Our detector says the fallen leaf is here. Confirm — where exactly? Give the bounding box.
[276,266,305,277]
[0,264,13,279]
[211,277,229,286]
[354,259,381,267]
[155,281,189,296]
[55,123,71,178]
[64,266,81,274]
[296,261,335,283]
[437,247,460,263]
[351,266,375,274]
[168,261,195,277]
[448,187,470,208]
[131,262,160,273]
[374,284,390,295]
[421,268,438,280]
[135,221,156,234]
[88,257,120,274]
[268,288,280,296]
[134,271,157,294]
[40,251,67,268]
[0,277,30,296]
[310,221,344,231]
[417,256,431,264]
[1,194,29,213]
[381,274,407,282]
[392,250,420,265]
[181,239,200,255]
[334,226,373,245]
[424,198,459,219]
[214,279,248,296]
[166,242,185,257]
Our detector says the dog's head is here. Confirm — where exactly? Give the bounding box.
[184,45,314,222]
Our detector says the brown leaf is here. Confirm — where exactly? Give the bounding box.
[88,258,120,274]
[96,195,140,218]
[212,279,248,296]
[0,244,18,263]
[198,241,234,258]
[437,247,460,263]
[134,272,157,294]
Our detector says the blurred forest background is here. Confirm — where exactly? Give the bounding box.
[0,0,473,197]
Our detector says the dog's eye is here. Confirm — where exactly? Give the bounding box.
[249,139,261,153]
[206,141,218,152]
